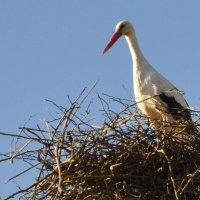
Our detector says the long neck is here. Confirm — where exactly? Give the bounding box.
[125,31,145,66]
[124,29,151,99]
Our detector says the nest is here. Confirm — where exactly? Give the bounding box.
[2,89,200,200]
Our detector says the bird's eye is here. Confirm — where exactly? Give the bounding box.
[120,24,125,30]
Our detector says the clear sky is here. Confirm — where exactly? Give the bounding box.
[1,1,200,198]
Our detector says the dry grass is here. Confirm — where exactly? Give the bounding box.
[1,89,200,200]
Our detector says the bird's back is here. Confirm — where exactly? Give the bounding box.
[133,59,190,122]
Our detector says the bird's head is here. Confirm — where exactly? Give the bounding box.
[103,21,134,54]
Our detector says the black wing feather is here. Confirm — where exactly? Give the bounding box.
[159,93,191,121]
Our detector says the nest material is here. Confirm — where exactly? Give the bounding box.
[2,91,200,200]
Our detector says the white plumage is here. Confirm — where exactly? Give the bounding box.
[103,21,191,123]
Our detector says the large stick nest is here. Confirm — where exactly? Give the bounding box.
[1,89,200,200]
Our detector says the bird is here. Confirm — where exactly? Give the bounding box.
[103,21,191,125]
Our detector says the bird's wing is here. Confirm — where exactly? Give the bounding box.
[158,89,191,121]
[149,71,191,121]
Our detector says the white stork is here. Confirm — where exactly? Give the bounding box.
[103,21,191,124]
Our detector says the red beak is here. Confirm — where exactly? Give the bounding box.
[103,32,121,54]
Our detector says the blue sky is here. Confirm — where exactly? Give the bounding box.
[1,1,200,198]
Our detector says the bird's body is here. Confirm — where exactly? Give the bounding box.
[103,21,191,123]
